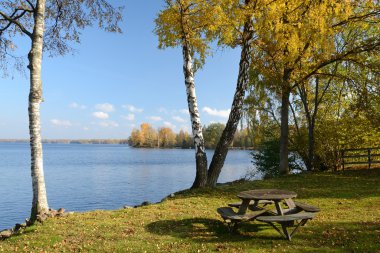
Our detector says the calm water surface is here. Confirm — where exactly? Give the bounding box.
[0,143,255,230]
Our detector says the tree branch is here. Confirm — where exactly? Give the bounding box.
[0,10,32,38]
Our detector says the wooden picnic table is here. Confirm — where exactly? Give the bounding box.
[218,189,319,240]
[235,189,319,240]
[237,189,297,215]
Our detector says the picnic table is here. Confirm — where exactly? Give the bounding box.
[236,189,297,215]
[217,188,320,240]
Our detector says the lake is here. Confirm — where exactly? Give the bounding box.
[0,143,256,230]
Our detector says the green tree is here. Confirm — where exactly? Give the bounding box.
[203,123,225,149]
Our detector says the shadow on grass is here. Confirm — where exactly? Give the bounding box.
[145,218,281,243]
[146,218,380,251]
[1,227,37,241]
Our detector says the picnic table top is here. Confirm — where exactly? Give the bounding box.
[237,189,297,201]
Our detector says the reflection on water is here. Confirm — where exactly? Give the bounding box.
[0,143,256,229]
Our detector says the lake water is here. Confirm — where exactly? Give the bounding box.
[0,143,255,230]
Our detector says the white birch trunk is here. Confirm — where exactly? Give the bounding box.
[28,0,49,222]
[182,44,208,188]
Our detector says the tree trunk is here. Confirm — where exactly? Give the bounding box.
[207,19,253,187]
[306,123,315,171]
[28,0,49,223]
[182,43,208,188]
[279,70,292,175]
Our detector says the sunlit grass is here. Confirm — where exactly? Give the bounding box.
[1,169,379,252]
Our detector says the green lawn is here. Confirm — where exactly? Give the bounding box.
[1,169,379,252]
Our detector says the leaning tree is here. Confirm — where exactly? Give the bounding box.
[0,0,122,223]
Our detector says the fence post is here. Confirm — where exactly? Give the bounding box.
[341,150,345,171]
[368,149,371,169]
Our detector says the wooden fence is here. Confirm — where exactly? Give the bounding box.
[341,147,380,170]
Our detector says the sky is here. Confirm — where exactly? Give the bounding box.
[0,1,241,139]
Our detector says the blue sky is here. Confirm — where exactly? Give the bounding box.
[0,1,241,139]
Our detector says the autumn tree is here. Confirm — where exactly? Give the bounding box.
[206,0,266,186]
[128,129,142,147]
[155,0,222,188]
[246,0,380,174]
[139,123,158,148]
[176,129,192,148]
[0,0,122,223]
[158,127,176,148]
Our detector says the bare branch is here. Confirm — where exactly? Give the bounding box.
[0,10,32,38]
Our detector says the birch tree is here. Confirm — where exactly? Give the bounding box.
[155,0,222,188]
[0,0,122,223]
[206,0,256,186]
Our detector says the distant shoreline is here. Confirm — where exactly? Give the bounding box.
[0,140,255,150]
[0,139,129,145]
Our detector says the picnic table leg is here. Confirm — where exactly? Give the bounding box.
[284,198,296,209]
[281,223,291,241]
[274,200,284,215]
[237,199,251,215]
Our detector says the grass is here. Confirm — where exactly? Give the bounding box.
[1,169,379,252]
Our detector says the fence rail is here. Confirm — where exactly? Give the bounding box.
[341,147,380,170]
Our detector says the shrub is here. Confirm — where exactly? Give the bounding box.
[249,138,304,179]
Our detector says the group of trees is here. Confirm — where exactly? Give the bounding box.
[156,0,380,184]
[243,1,380,173]
[128,122,253,149]
[128,123,192,148]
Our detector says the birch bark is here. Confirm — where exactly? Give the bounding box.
[207,19,254,187]
[182,43,208,188]
[28,0,49,222]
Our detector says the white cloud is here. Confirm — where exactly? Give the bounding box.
[202,107,230,118]
[99,121,119,128]
[122,114,135,121]
[149,116,162,121]
[123,104,144,113]
[172,116,186,123]
[69,102,86,109]
[179,109,189,114]
[50,119,72,127]
[95,103,115,112]
[158,107,168,114]
[92,111,109,119]
[164,121,176,129]
[83,127,89,131]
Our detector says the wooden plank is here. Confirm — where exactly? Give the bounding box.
[228,200,273,208]
[294,201,320,212]
[217,207,267,221]
[256,212,315,222]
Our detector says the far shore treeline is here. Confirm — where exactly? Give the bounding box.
[128,122,253,149]
[0,139,129,145]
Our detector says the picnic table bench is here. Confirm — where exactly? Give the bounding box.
[256,212,315,241]
[217,207,267,231]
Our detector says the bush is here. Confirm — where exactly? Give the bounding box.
[250,138,304,179]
